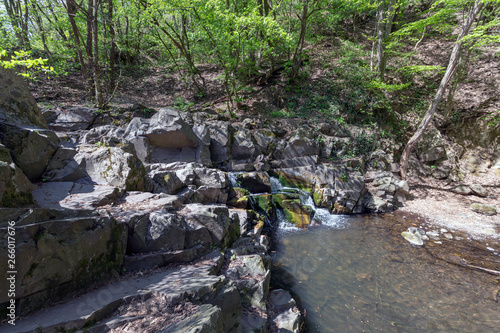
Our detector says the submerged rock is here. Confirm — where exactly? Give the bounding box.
[401,228,424,246]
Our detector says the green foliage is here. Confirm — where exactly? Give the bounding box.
[0,50,56,79]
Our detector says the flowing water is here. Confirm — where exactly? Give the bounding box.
[267,178,500,332]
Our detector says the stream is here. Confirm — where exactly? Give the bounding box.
[265,177,500,332]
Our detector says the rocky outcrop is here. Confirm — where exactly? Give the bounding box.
[0,144,35,207]
[74,144,147,191]
[0,208,126,315]
[0,123,59,181]
[0,67,47,128]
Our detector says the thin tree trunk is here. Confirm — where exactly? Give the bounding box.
[290,0,308,79]
[399,0,485,179]
[67,0,88,78]
[91,0,104,108]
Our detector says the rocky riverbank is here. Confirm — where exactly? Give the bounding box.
[1,66,499,332]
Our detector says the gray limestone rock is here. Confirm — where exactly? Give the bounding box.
[0,208,126,315]
[0,123,59,181]
[49,106,98,131]
[74,144,147,190]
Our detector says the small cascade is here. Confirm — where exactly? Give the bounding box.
[228,172,239,187]
[276,209,297,231]
[270,177,283,193]
[271,177,347,230]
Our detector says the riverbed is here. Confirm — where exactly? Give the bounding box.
[271,212,500,332]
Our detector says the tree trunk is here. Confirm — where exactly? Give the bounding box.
[374,0,396,80]
[290,0,308,79]
[399,0,485,179]
[67,0,88,78]
[91,0,104,108]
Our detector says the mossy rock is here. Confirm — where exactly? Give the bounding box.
[228,196,249,209]
[252,194,274,214]
[470,203,497,216]
[274,195,313,228]
[270,170,313,194]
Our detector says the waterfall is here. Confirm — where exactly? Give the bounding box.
[271,177,347,230]
[271,177,283,193]
[228,172,239,187]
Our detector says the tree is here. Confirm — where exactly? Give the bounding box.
[372,0,397,79]
[2,0,30,49]
[399,0,489,179]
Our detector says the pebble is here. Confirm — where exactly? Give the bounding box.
[440,228,448,233]
[434,241,442,244]
[486,247,495,252]
[426,231,440,240]
[444,233,453,240]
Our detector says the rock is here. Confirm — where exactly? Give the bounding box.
[180,204,239,249]
[209,283,242,332]
[268,289,297,312]
[48,106,98,131]
[160,304,223,333]
[469,184,488,197]
[209,121,232,164]
[232,128,255,160]
[0,208,127,315]
[470,203,497,216]
[273,127,319,160]
[274,193,313,228]
[0,67,47,128]
[80,125,125,146]
[144,108,199,148]
[127,210,187,253]
[226,254,271,310]
[123,245,204,272]
[417,127,447,163]
[42,148,87,182]
[451,184,472,195]
[32,182,124,210]
[0,123,59,181]
[236,172,271,194]
[75,144,147,190]
[193,167,228,203]
[252,129,276,156]
[227,187,249,209]
[0,144,35,207]
[273,308,301,332]
[401,228,424,246]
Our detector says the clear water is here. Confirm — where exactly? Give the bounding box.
[271,214,500,332]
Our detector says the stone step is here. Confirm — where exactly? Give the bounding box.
[1,253,224,333]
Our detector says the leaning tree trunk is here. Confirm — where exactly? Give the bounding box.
[399,0,484,180]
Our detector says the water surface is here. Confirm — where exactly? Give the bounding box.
[271,214,500,332]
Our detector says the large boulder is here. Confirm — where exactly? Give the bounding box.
[209,120,232,164]
[47,106,99,131]
[273,127,319,160]
[74,144,147,190]
[0,208,127,315]
[232,128,255,160]
[179,204,239,249]
[143,108,198,148]
[148,163,228,203]
[0,123,59,181]
[0,144,35,207]
[0,67,47,128]
[127,209,188,253]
